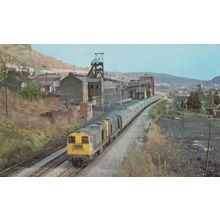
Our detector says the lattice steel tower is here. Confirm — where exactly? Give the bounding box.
[87,52,104,78]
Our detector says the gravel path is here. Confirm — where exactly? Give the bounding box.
[83,104,155,177]
[12,147,66,177]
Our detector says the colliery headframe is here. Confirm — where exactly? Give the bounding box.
[33,53,155,115]
[87,53,104,78]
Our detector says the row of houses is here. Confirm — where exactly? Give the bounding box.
[34,73,60,94]
[173,83,220,117]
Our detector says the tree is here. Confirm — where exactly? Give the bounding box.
[20,80,42,101]
[186,92,201,109]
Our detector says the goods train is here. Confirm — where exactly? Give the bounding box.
[67,96,160,166]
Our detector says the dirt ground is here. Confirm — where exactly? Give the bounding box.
[157,114,220,176]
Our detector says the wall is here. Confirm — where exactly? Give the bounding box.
[88,82,101,96]
[60,75,86,104]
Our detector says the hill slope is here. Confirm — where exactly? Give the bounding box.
[1,44,219,88]
[122,72,205,87]
[0,44,88,74]
[212,75,220,84]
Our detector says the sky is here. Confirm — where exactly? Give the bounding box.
[31,44,220,80]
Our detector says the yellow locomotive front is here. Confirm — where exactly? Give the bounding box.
[67,130,92,166]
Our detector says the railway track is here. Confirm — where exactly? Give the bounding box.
[29,152,67,177]
[67,97,161,177]
[58,165,82,177]
[75,142,116,177]
[0,137,66,177]
[61,120,140,177]
[1,97,160,177]
[30,139,115,177]
[0,112,108,177]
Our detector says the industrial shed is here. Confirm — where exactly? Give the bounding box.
[59,73,102,105]
[88,78,102,102]
[103,80,121,103]
[60,73,88,104]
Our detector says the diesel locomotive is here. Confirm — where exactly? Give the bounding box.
[67,96,160,166]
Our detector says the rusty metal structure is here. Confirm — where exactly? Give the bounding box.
[127,75,155,99]
[139,75,155,96]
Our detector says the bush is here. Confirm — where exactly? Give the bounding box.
[214,91,220,105]
[20,80,42,101]
[117,123,196,177]
[149,100,166,119]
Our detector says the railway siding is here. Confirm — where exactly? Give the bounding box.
[11,147,66,177]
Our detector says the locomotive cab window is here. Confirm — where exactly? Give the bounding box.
[82,136,89,144]
[68,136,75,144]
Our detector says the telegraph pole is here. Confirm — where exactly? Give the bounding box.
[205,121,212,176]
[4,67,8,117]
[120,81,123,108]
[1,64,8,117]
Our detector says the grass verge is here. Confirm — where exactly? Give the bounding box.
[117,123,196,177]
[149,100,167,119]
